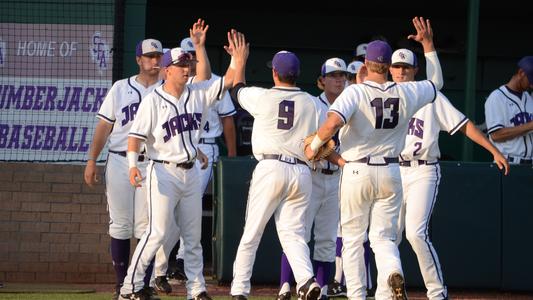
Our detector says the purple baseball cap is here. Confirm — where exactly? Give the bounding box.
[272,51,300,77]
[518,56,533,84]
[160,47,195,68]
[135,39,163,57]
[365,40,392,64]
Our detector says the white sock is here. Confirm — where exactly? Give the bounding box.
[334,257,343,283]
[321,285,328,296]
[279,282,291,294]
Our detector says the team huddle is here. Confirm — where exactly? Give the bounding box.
[84,15,533,300]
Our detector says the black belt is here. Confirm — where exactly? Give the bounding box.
[313,168,338,175]
[399,160,439,167]
[199,138,216,144]
[153,159,195,169]
[109,150,145,162]
[262,154,307,166]
[508,156,533,165]
[351,157,399,166]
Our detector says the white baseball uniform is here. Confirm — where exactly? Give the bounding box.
[330,80,437,299]
[120,77,224,297]
[97,75,162,240]
[306,93,340,262]
[230,85,321,297]
[484,85,533,164]
[154,75,235,281]
[397,92,467,300]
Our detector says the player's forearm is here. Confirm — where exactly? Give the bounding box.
[87,120,112,160]
[127,136,142,153]
[462,121,501,156]
[425,51,443,90]
[326,151,346,167]
[317,114,343,142]
[222,117,237,157]
[194,45,212,82]
[490,121,533,142]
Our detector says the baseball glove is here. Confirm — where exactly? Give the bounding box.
[304,133,336,161]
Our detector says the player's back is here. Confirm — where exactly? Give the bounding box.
[331,80,436,160]
[237,86,320,161]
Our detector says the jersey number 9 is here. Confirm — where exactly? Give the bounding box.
[277,100,294,130]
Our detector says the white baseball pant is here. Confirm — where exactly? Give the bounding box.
[398,163,447,300]
[340,162,403,300]
[105,152,148,239]
[231,159,315,296]
[121,161,206,297]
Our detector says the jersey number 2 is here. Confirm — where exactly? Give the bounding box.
[277,100,294,130]
[370,97,399,129]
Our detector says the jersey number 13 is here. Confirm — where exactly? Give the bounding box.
[370,97,399,129]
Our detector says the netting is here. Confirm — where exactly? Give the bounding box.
[0,0,117,162]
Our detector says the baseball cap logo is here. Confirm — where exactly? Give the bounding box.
[150,41,159,49]
[399,52,406,60]
[334,60,341,68]
[187,41,193,48]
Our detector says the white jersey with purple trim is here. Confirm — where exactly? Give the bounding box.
[400,92,468,161]
[97,75,162,151]
[484,85,533,159]
[314,93,339,171]
[129,77,225,163]
[237,86,321,162]
[329,80,437,160]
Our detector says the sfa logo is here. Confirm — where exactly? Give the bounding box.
[162,113,202,142]
[90,32,110,73]
[0,38,5,67]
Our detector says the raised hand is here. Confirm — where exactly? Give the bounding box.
[407,16,434,49]
[189,18,209,47]
[224,29,237,56]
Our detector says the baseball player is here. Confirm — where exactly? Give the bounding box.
[153,37,238,292]
[276,57,347,300]
[484,56,533,164]
[390,19,507,300]
[84,38,164,300]
[391,46,509,300]
[305,21,445,298]
[327,59,375,300]
[229,50,322,300]
[353,43,367,62]
[119,21,245,300]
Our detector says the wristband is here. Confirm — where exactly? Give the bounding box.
[310,135,325,153]
[127,151,139,169]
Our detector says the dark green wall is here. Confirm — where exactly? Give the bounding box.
[214,158,533,291]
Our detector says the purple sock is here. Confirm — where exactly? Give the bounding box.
[280,252,294,287]
[336,237,342,257]
[314,260,333,287]
[144,257,155,287]
[111,238,130,286]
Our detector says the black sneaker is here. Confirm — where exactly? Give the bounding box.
[118,290,149,300]
[168,258,188,281]
[142,286,161,300]
[387,272,408,300]
[277,291,291,300]
[232,295,248,300]
[297,278,321,300]
[154,276,172,294]
[192,291,212,300]
[326,280,347,298]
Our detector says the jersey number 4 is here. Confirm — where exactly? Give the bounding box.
[277,100,294,130]
[370,97,399,129]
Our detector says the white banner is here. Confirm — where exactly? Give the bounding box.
[0,23,113,161]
